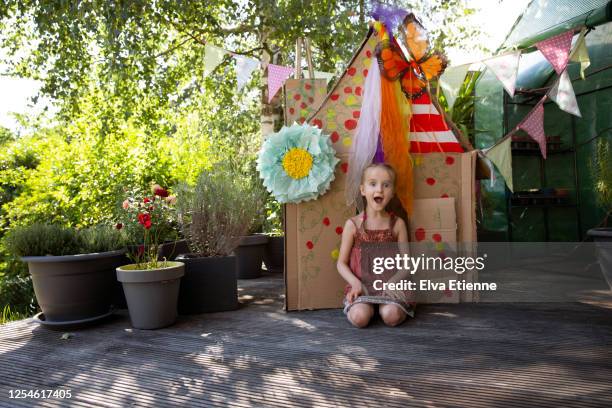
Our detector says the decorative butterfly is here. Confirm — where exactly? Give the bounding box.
[376,13,447,99]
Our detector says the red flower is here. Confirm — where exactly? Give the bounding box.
[143,197,151,203]
[138,213,152,229]
[153,185,169,197]
[115,223,123,230]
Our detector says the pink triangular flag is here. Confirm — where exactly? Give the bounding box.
[518,99,547,159]
[536,30,574,74]
[267,64,294,103]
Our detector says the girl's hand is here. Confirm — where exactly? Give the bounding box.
[346,283,362,304]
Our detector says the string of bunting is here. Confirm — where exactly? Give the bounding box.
[440,27,591,192]
[203,43,334,99]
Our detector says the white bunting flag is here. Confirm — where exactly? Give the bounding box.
[536,30,574,74]
[484,51,521,97]
[302,69,336,83]
[549,70,581,117]
[234,55,260,92]
[204,45,227,76]
[570,28,590,80]
[439,64,470,112]
[484,137,513,192]
[267,64,294,103]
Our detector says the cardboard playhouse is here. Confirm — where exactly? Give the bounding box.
[283,28,480,311]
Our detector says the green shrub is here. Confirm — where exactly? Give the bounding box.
[5,224,125,257]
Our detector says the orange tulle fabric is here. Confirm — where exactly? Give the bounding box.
[380,75,414,215]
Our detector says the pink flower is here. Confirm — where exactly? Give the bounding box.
[122,199,130,209]
[165,195,177,205]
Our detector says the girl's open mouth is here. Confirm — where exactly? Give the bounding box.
[373,197,383,204]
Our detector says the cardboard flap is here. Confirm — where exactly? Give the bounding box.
[410,198,457,231]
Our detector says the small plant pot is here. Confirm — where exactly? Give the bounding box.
[263,236,284,273]
[588,228,612,290]
[176,254,239,314]
[235,234,269,279]
[116,261,184,329]
[22,250,127,323]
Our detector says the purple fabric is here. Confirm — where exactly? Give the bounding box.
[374,134,385,163]
[370,2,409,36]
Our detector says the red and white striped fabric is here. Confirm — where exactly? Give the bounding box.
[409,93,464,153]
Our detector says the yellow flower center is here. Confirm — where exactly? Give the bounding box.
[282,148,313,179]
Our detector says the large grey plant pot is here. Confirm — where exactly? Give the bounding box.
[176,254,239,314]
[236,234,269,279]
[263,236,284,273]
[116,262,184,329]
[22,250,127,323]
[588,228,612,290]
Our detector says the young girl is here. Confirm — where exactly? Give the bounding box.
[337,163,413,328]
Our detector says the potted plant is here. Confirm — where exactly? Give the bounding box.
[175,166,259,314]
[262,195,284,273]
[5,224,126,326]
[587,138,612,289]
[235,166,268,279]
[116,186,184,329]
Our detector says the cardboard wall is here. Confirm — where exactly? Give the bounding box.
[284,31,478,310]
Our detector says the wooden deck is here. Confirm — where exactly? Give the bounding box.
[1,272,612,407]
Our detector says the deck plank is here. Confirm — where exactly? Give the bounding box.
[1,273,611,407]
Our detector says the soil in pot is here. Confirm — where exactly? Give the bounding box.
[116,261,184,329]
[263,236,284,273]
[176,254,239,314]
[23,250,127,323]
[235,234,268,279]
[588,228,612,290]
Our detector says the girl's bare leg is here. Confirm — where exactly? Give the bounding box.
[347,303,374,328]
[379,304,406,327]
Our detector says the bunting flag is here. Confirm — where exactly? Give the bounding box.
[234,55,260,91]
[518,98,547,159]
[536,30,574,74]
[484,137,513,192]
[570,28,590,80]
[267,64,294,102]
[549,70,581,117]
[204,45,227,76]
[301,69,335,83]
[439,64,470,112]
[484,51,521,97]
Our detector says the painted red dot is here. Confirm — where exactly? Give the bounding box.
[305,83,312,90]
[445,156,455,165]
[331,131,340,143]
[439,252,446,260]
[415,228,426,242]
[355,86,362,96]
[335,227,343,235]
[366,50,372,58]
[441,193,449,198]
[308,97,314,103]
[294,94,301,101]
[432,233,442,242]
[306,241,314,250]
[299,117,306,124]
[289,108,295,115]
[300,102,307,109]
[426,177,436,186]
[344,86,352,94]
[344,119,357,130]
[341,163,348,173]
[352,111,360,119]
[323,217,330,226]
[363,69,369,77]
[312,119,323,129]
[444,288,453,297]
[347,67,357,76]
[331,94,339,101]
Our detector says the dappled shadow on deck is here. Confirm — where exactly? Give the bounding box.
[1,271,612,407]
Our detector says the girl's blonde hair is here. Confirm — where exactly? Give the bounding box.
[361,163,397,187]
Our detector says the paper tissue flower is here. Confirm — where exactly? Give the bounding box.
[257,122,340,203]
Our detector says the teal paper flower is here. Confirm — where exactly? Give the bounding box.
[257,122,340,203]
